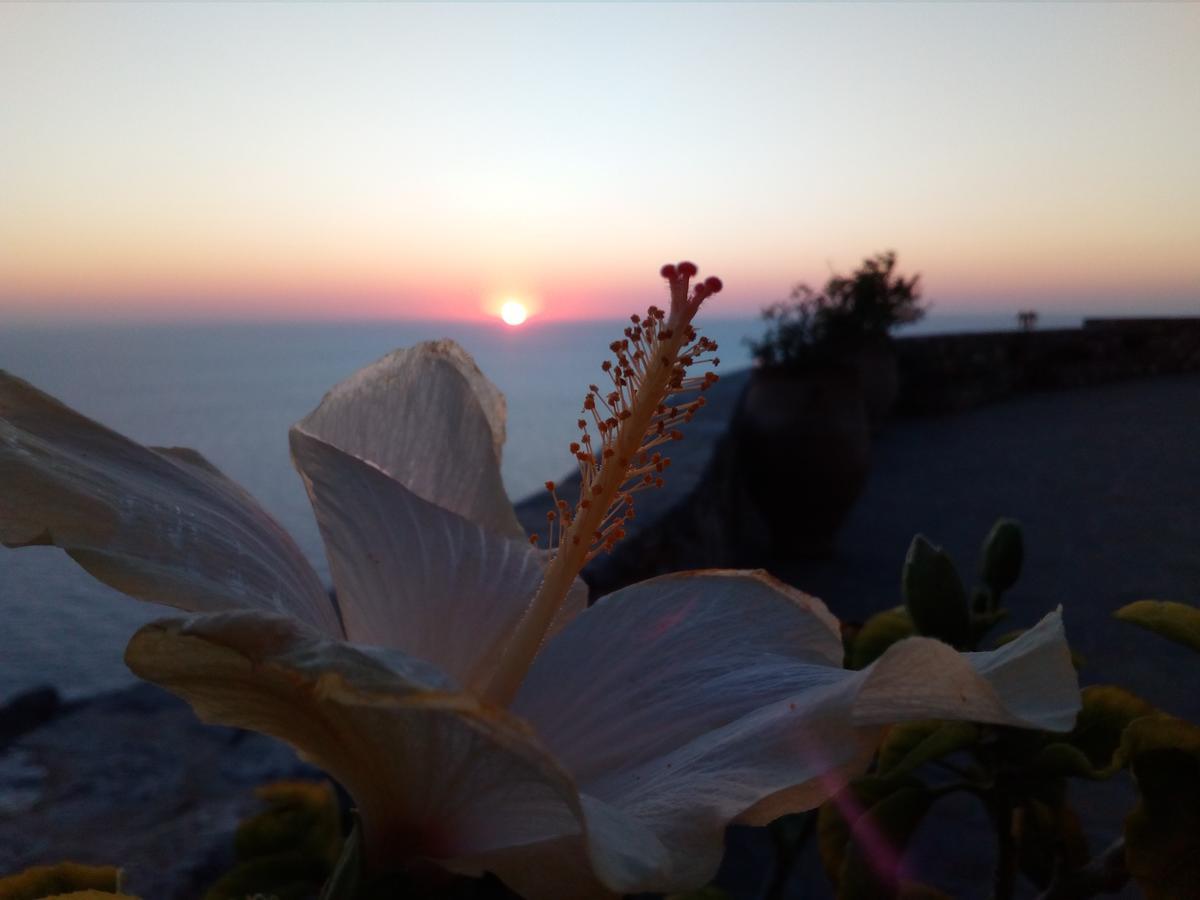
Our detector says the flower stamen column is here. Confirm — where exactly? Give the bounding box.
[484,262,723,707]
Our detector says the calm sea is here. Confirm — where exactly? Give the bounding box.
[0,312,1078,701]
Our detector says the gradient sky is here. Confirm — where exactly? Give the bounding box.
[2,2,1198,322]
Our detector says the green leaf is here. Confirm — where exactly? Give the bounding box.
[0,864,127,900]
[1116,713,1200,766]
[1111,714,1200,898]
[204,853,331,900]
[233,780,342,866]
[837,783,935,900]
[848,608,915,669]
[818,776,934,899]
[876,720,980,778]
[979,519,1023,596]
[1124,741,1200,897]
[1072,686,1158,769]
[818,777,897,885]
[902,536,969,647]
[1033,685,1156,778]
[1115,600,1200,654]
[968,608,1008,645]
[1014,798,1089,890]
[318,817,362,900]
[206,780,344,900]
[970,585,993,616]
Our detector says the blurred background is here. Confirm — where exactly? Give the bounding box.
[2,4,1199,898]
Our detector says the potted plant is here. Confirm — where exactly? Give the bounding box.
[738,252,925,557]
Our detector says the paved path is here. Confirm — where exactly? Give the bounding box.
[775,372,1200,725]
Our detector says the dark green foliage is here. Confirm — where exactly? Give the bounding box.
[979,519,1023,597]
[1114,599,1200,653]
[847,607,915,669]
[0,863,127,899]
[1013,797,1089,890]
[1120,716,1200,899]
[901,536,970,648]
[876,721,980,779]
[818,776,934,899]
[206,780,342,900]
[749,252,925,368]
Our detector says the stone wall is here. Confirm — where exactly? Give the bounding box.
[519,316,1200,598]
[895,317,1200,415]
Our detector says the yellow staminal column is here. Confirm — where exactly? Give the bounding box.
[484,262,722,707]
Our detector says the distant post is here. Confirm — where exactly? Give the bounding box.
[1017,310,1039,332]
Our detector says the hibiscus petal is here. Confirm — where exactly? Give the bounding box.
[511,573,1080,894]
[0,372,339,634]
[289,429,585,693]
[124,611,586,865]
[295,341,521,538]
[513,570,846,783]
[853,608,1080,730]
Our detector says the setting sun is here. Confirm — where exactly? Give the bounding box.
[500,300,528,326]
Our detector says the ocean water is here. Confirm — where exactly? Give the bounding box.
[0,312,1078,701]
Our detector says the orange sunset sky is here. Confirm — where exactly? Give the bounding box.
[1,2,1198,323]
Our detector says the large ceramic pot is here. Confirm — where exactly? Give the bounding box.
[733,363,871,559]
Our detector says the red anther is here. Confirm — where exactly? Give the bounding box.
[655,477,665,487]
[583,396,595,410]
[692,284,709,301]
[577,419,587,429]
[601,360,612,372]
[603,448,615,458]
[670,430,684,440]
[590,383,600,393]
[704,276,723,293]
[569,442,580,453]
[547,510,557,521]
[545,481,556,492]
[591,484,603,496]
[660,263,678,280]
[713,357,720,367]
[631,314,641,324]
[677,261,698,278]
[529,534,539,545]
[580,499,591,509]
